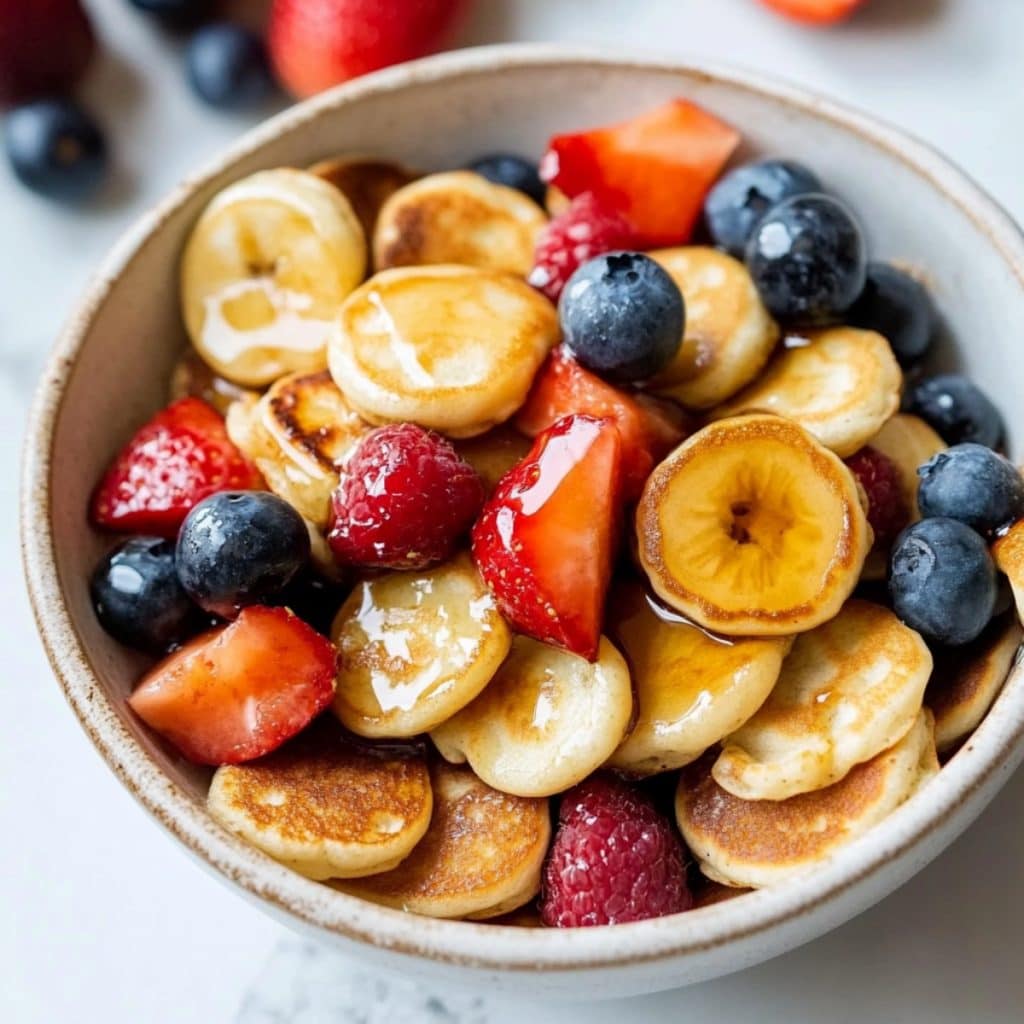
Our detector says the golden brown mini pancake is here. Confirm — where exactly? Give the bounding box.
[453,424,532,494]
[994,520,1024,624]
[309,156,417,243]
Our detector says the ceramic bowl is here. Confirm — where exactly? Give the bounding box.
[21,45,1024,999]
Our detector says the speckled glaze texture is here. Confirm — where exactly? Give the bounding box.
[20,45,1024,999]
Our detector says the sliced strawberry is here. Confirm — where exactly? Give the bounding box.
[91,397,262,537]
[515,349,687,499]
[471,414,622,661]
[540,99,740,247]
[128,606,337,765]
[759,0,865,24]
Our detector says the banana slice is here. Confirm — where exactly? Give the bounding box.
[331,553,512,738]
[309,156,417,243]
[605,581,791,776]
[328,265,559,438]
[713,600,932,800]
[928,614,1022,752]
[335,763,550,919]
[636,414,872,637]
[431,635,633,797]
[677,710,938,889]
[453,424,533,495]
[710,327,902,458]
[168,347,258,416]
[181,168,367,388]
[995,521,1024,624]
[648,247,780,409]
[225,370,370,527]
[373,171,548,276]
[207,725,432,881]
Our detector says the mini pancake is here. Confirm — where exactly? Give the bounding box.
[207,725,432,881]
[453,424,533,495]
[605,581,791,775]
[309,156,417,243]
[678,710,939,889]
[928,613,1022,752]
[691,881,753,906]
[373,171,548,276]
[994,520,1024,624]
[430,635,633,797]
[169,347,257,416]
[335,763,550,919]
[331,553,512,738]
[714,600,932,800]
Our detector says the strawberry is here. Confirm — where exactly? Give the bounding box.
[90,397,262,538]
[758,0,865,23]
[540,99,740,247]
[516,349,687,500]
[471,414,622,661]
[268,0,469,99]
[128,606,337,765]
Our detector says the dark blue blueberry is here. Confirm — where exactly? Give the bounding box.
[129,0,210,28]
[917,444,1024,535]
[91,537,202,654]
[4,99,107,201]
[271,569,349,636]
[849,262,936,366]
[559,251,684,383]
[703,159,821,258]
[889,517,997,646]
[467,153,545,205]
[902,374,1004,449]
[176,491,310,618]
[745,193,867,324]
[185,23,276,110]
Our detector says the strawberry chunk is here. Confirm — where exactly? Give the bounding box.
[128,606,337,765]
[540,99,740,247]
[759,0,865,24]
[516,349,687,499]
[471,414,622,661]
[90,397,262,537]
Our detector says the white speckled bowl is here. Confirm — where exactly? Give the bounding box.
[21,45,1024,999]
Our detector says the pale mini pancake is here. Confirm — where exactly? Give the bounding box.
[207,725,432,881]
[605,581,791,775]
[710,327,902,458]
[928,614,1023,752]
[993,520,1024,624]
[714,600,932,801]
[649,247,780,409]
[308,156,417,244]
[373,171,548,276]
[677,710,939,889]
[430,635,633,797]
[328,265,560,438]
[331,553,512,738]
[335,763,550,919]
[453,424,533,495]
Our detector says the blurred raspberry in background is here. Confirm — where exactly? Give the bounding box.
[758,0,866,24]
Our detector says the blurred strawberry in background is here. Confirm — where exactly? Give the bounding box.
[759,0,866,24]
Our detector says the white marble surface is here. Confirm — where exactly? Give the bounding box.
[4,1,1024,1020]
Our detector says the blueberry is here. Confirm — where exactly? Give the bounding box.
[849,262,936,366]
[271,569,349,636]
[185,23,276,110]
[129,0,210,27]
[903,374,1004,449]
[745,193,867,324]
[917,444,1024,535]
[4,99,107,201]
[703,159,821,258]
[91,537,202,654]
[889,517,997,646]
[467,153,545,205]
[559,251,684,383]
[176,491,310,618]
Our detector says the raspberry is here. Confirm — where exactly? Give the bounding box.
[327,423,484,570]
[540,774,693,927]
[527,192,641,304]
[846,445,910,546]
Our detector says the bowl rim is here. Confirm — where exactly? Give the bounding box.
[21,42,1024,974]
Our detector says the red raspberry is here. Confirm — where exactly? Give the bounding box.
[327,423,484,570]
[527,192,641,304]
[846,445,910,546]
[540,774,693,927]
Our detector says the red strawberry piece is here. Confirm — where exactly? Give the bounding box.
[516,349,687,500]
[327,423,485,570]
[268,0,469,99]
[90,397,263,538]
[128,606,337,765]
[0,0,95,107]
[846,445,910,546]
[759,0,865,24]
[540,99,740,248]
[527,191,641,304]
[540,774,693,927]
[471,414,622,661]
